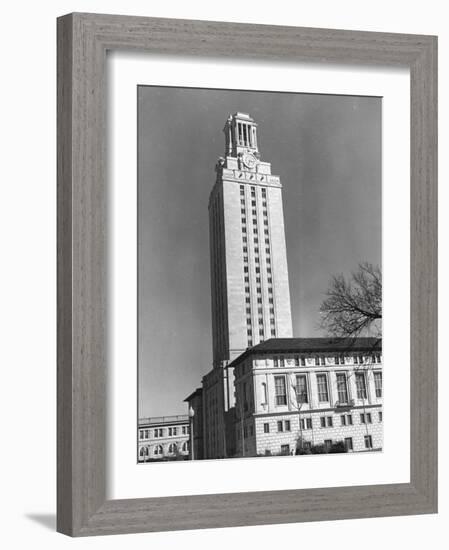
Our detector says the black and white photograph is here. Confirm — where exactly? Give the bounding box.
[1,0,441,545]
[137,86,382,462]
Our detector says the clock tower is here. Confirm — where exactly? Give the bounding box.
[209,112,293,367]
[201,112,293,458]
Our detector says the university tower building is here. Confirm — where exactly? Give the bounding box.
[209,112,293,362]
[188,113,294,459]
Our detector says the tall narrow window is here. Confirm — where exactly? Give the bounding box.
[168,443,177,455]
[154,445,163,456]
[274,376,287,406]
[355,372,367,399]
[295,375,308,404]
[262,382,268,404]
[336,373,349,403]
[316,374,329,402]
[374,371,382,397]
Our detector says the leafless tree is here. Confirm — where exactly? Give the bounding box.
[319,262,382,338]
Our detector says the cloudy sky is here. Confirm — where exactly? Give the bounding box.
[138,86,381,418]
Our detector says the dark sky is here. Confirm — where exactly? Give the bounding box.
[138,86,381,418]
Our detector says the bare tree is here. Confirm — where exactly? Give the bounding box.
[319,262,382,338]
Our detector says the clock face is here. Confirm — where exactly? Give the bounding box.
[242,152,257,169]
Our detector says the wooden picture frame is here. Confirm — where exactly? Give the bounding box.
[57,12,438,536]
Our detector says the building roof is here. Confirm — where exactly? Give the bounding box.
[229,337,381,367]
[138,415,189,427]
[183,387,203,402]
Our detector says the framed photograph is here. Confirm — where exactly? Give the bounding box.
[57,13,437,536]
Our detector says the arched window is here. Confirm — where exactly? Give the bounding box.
[168,443,177,455]
[139,446,149,457]
[182,441,189,453]
[153,444,163,456]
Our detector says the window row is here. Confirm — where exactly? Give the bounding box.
[240,185,267,197]
[241,198,268,208]
[241,210,269,219]
[243,272,273,282]
[258,412,382,434]
[245,293,274,302]
[273,354,382,367]
[274,372,382,406]
[139,425,189,439]
[139,440,189,457]
[242,246,271,255]
[241,231,270,240]
[270,436,374,455]
[247,328,276,337]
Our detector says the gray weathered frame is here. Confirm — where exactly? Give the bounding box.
[57,12,438,537]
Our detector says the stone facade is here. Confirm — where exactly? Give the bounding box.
[233,338,382,457]
[138,415,190,462]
